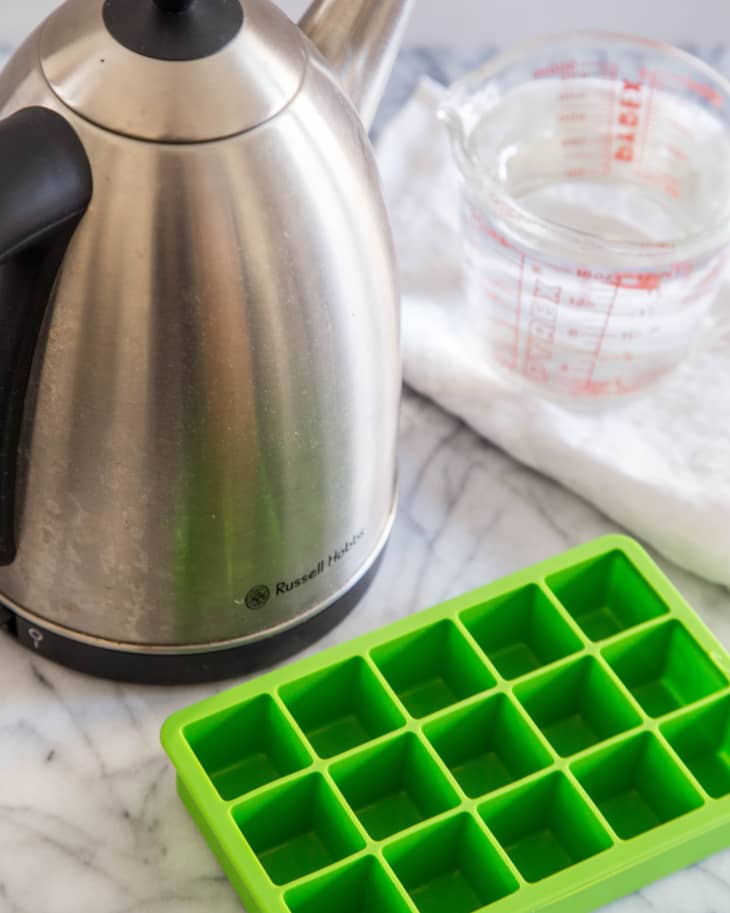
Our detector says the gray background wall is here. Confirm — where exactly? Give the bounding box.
[1,0,728,48]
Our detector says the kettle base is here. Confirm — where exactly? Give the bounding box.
[0,552,383,684]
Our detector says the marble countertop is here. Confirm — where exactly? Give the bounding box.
[1,44,730,913]
[2,390,730,913]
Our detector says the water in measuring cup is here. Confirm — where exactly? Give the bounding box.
[461,78,730,399]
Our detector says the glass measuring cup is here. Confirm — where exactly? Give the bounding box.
[439,32,730,403]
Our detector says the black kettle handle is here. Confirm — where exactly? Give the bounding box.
[0,107,92,565]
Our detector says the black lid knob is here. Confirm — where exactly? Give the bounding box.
[103,0,244,62]
[153,0,196,12]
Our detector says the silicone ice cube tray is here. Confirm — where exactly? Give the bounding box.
[161,536,730,913]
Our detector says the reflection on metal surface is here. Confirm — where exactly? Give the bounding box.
[0,38,400,649]
[40,0,307,141]
[2,496,396,653]
[300,0,415,129]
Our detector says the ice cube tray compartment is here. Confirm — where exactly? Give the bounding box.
[385,814,519,913]
[461,584,582,679]
[233,773,365,885]
[185,694,311,800]
[479,772,613,883]
[603,621,727,717]
[572,733,703,840]
[546,550,669,641]
[424,694,552,798]
[162,536,730,913]
[662,696,730,799]
[284,856,412,913]
[371,620,496,718]
[384,814,519,913]
[279,657,404,758]
[514,656,642,757]
[330,733,460,839]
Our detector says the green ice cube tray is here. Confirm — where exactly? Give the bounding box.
[161,536,730,913]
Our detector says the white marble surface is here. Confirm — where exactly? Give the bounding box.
[1,39,730,913]
[2,391,730,913]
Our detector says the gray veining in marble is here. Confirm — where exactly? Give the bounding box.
[1,42,730,913]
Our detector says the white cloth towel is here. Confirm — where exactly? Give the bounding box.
[377,78,730,588]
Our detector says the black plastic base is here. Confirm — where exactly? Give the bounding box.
[0,553,383,684]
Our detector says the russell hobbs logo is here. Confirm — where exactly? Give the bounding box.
[276,530,365,595]
[244,585,271,610]
[244,530,366,607]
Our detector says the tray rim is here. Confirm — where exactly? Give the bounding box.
[161,534,730,913]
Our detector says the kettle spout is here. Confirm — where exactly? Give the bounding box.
[299,0,414,131]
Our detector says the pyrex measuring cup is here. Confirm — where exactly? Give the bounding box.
[440,33,730,403]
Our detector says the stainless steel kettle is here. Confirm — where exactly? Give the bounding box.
[0,0,412,682]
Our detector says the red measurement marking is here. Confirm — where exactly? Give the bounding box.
[585,280,620,388]
[522,277,562,382]
[603,78,619,175]
[470,206,523,256]
[534,61,578,79]
[618,110,639,127]
[575,266,671,288]
[534,59,617,80]
[640,67,724,108]
[686,78,723,107]
[611,273,662,291]
[614,79,644,163]
[578,367,668,397]
[637,73,656,169]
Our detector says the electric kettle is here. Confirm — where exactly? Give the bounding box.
[0,0,412,682]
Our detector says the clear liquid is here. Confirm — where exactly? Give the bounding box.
[461,78,730,399]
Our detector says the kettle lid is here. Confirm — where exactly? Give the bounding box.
[39,0,307,142]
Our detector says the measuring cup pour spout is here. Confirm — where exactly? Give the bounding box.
[437,103,466,145]
[437,86,478,180]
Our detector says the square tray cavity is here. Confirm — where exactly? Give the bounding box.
[162,536,730,913]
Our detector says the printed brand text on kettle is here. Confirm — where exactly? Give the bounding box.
[276,560,326,594]
[275,530,365,595]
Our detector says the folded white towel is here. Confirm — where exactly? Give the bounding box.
[377,78,730,588]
